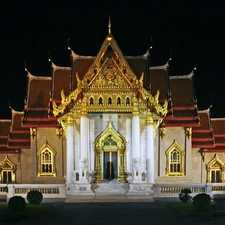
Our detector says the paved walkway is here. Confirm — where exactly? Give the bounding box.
[17,201,198,225]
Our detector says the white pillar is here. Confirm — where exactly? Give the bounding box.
[80,115,89,181]
[132,114,141,181]
[80,116,89,160]
[132,116,140,159]
[66,116,74,184]
[146,112,154,183]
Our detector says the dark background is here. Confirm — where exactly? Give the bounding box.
[0,1,224,118]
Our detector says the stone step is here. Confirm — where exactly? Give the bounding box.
[65,195,154,202]
[93,182,129,195]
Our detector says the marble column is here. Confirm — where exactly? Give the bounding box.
[132,114,141,181]
[66,115,74,184]
[146,111,154,183]
[80,116,89,160]
[80,115,89,181]
[132,116,140,159]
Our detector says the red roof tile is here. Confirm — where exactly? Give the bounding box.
[8,111,30,149]
[150,65,169,100]
[192,110,214,149]
[203,118,225,152]
[170,73,195,107]
[52,65,71,102]
[26,73,52,108]
[71,52,95,89]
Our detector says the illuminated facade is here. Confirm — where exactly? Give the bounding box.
[1,23,225,197]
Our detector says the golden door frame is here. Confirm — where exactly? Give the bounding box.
[94,121,126,183]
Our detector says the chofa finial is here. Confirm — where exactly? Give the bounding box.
[108,14,111,35]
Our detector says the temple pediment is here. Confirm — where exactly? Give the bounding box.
[53,30,167,120]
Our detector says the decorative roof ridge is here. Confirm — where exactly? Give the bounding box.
[150,61,169,71]
[170,70,194,79]
[125,55,148,59]
[211,118,225,121]
[11,109,24,115]
[198,107,212,114]
[50,60,71,71]
[0,119,11,122]
[70,49,95,59]
[125,47,151,60]
[27,71,51,80]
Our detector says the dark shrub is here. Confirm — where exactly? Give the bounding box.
[179,188,192,203]
[8,196,26,212]
[193,193,210,211]
[27,190,43,205]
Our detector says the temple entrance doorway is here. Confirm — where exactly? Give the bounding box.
[94,121,126,183]
[104,152,118,181]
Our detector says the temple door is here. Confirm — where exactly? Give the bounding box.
[103,152,118,180]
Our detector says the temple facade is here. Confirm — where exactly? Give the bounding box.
[1,23,225,197]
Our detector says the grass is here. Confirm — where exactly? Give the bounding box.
[166,201,225,225]
[0,203,53,224]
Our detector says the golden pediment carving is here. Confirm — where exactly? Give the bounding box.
[90,58,130,89]
[53,33,168,122]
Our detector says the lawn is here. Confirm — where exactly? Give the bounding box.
[0,203,53,224]
[166,202,225,225]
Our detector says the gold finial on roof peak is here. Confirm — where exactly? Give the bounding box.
[108,15,111,35]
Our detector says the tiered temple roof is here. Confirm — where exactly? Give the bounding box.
[162,72,199,127]
[204,119,225,152]
[192,109,214,148]
[8,110,30,149]
[0,29,225,154]
[22,72,58,127]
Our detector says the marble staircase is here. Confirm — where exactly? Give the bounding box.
[92,180,129,195]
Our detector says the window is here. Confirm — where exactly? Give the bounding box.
[0,156,16,183]
[99,97,103,105]
[117,97,121,105]
[126,97,130,105]
[90,97,94,105]
[108,97,112,104]
[37,140,56,177]
[166,140,185,176]
[104,136,117,146]
[170,150,181,173]
[206,154,225,183]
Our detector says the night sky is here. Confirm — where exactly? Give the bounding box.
[0,1,224,118]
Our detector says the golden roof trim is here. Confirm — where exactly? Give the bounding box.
[53,30,167,119]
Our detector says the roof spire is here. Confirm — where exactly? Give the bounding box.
[108,14,111,35]
[67,37,71,50]
[169,50,172,61]
[48,51,51,62]
[24,60,27,72]
[150,37,153,50]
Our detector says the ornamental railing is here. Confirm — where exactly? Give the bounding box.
[1,183,225,201]
[0,184,66,202]
[154,183,225,198]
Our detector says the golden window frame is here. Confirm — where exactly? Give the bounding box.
[37,140,56,177]
[165,140,185,176]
